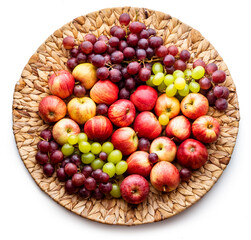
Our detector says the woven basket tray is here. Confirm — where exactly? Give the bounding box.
[12,7,240,225]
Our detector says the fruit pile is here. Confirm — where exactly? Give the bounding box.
[36,13,228,204]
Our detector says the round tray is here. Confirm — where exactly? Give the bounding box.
[12,7,240,225]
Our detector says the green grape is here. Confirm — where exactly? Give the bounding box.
[115,161,128,175]
[103,162,116,178]
[107,150,123,164]
[146,75,155,87]
[178,84,190,96]
[61,143,74,156]
[174,77,186,90]
[152,62,164,74]
[164,74,174,86]
[184,69,192,78]
[79,141,91,153]
[91,158,105,170]
[173,70,185,79]
[153,72,164,85]
[166,84,177,97]
[78,133,88,143]
[81,152,95,164]
[101,142,114,155]
[91,142,102,155]
[191,66,205,79]
[68,134,78,145]
[189,81,200,93]
[158,113,169,126]
[110,183,121,198]
[157,81,167,92]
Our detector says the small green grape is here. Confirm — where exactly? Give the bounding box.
[79,141,91,153]
[164,74,174,86]
[152,62,164,74]
[157,81,167,92]
[67,135,78,145]
[91,158,105,170]
[110,183,121,198]
[61,143,75,156]
[153,72,165,85]
[174,77,186,90]
[173,70,185,79]
[107,150,123,164]
[81,152,95,164]
[103,162,116,178]
[184,69,192,78]
[166,84,177,97]
[78,133,88,143]
[115,161,128,175]
[189,81,200,93]
[91,142,102,155]
[158,113,169,126]
[178,84,190,96]
[191,66,205,79]
[146,75,155,87]
[101,142,114,155]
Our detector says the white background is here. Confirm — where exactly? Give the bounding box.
[1,0,251,239]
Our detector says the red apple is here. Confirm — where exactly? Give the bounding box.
[72,63,97,90]
[181,93,209,120]
[67,97,96,125]
[192,115,220,143]
[90,80,119,105]
[52,118,80,145]
[134,111,162,140]
[130,85,158,111]
[177,139,208,169]
[150,161,180,192]
[165,115,191,142]
[108,99,136,127]
[84,116,113,141]
[111,127,138,155]
[154,94,180,119]
[150,137,177,162]
[48,70,75,99]
[120,174,150,204]
[126,151,152,177]
[39,95,66,123]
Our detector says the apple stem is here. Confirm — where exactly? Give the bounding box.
[163,186,167,192]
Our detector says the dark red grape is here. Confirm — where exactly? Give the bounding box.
[84,177,96,190]
[109,69,122,82]
[70,154,81,167]
[163,54,175,67]
[113,64,123,71]
[205,63,218,75]
[50,150,64,164]
[87,53,95,62]
[81,165,93,178]
[167,45,178,56]
[139,29,150,39]
[114,28,126,40]
[180,168,192,181]
[109,37,120,47]
[98,35,109,42]
[67,58,78,69]
[125,78,136,90]
[61,158,71,168]
[138,38,149,49]
[165,65,175,74]
[91,169,103,181]
[70,48,79,57]
[136,49,146,60]
[129,21,143,34]
[96,104,108,115]
[48,141,58,153]
[138,138,150,152]
[99,182,112,194]
[103,53,111,64]
[119,13,130,26]
[73,85,86,97]
[72,173,86,187]
[35,151,49,165]
[57,168,67,182]
[99,172,110,183]
[97,67,109,80]
[199,89,208,96]
[127,61,141,75]
[215,98,228,111]
[107,45,117,54]
[222,86,229,99]
[92,54,105,67]
[80,41,93,55]
[37,140,50,153]
[146,47,154,58]
[76,53,87,64]
[123,47,135,59]
[145,63,152,71]
[127,33,139,47]
[147,28,156,36]
[92,188,104,200]
[148,153,158,164]
[119,88,130,99]
[65,179,77,194]
[79,187,91,198]
[121,67,131,79]
[213,86,224,98]
[111,51,124,64]
[179,50,190,62]
[212,70,226,84]
[64,163,78,177]
[85,34,97,44]
[199,77,211,90]
[156,45,168,58]
[63,36,75,49]
[148,36,163,48]
[138,67,151,81]
[207,90,217,106]
[99,152,108,161]
[118,80,125,89]
[93,40,107,54]
[141,23,146,30]
[193,59,206,69]
[118,40,128,52]
[40,129,52,141]
[43,163,55,177]
[110,26,120,36]
[174,60,187,71]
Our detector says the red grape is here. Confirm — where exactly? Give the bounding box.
[199,77,211,90]
[80,41,93,54]
[118,40,128,52]
[72,173,86,187]
[205,63,218,75]
[48,140,59,153]
[76,53,87,64]
[84,177,97,190]
[73,85,86,97]
[40,129,52,141]
[139,29,150,39]
[61,158,71,168]
[121,67,131,79]
[148,36,163,48]
[163,54,175,67]
[127,61,141,75]
[125,78,136,90]
[156,45,168,58]
[222,86,229,99]
[113,64,123,71]
[65,179,77,194]
[96,104,108,115]
[109,69,122,82]
[92,188,104,200]
[93,40,107,54]
[119,88,130,99]
[193,59,206,69]
[114,28,126,40]
[99,182,112,194]
[215,98,228,111]
[50,150,64,164]
[167,45,178,56]
[81,165,93,178]
[138,138,150,152]
[138,38,149,49]
[119,13,130,26]
[180,168,192,181]
[212,70,226,84]
[138,67,151,81]
[111,51,124,64]
[103,53,111,64]
[174,60,187,71]
[99,152,108,161]
[148,153,158,164]
[97,67,110,80]
[141,23,146,30]
[43,163,55,177]
[129,21,143,34]
[37,140,50,153]
[92,54,105,67]
[108,37,120,47]
[87,53,95,62]
[206,90,217,106]
[146,47,154,58]
[70,154,81,167]
[99,172,110,183]
[213,86,224,98]
[179,50,190,62]
[79,187,91,198]
[64,163,78,177]
[35,151,49,165]
[98,35,109,42]
[147,28,156,36]
[57,168,67,182]
[123,47,135,59]
[91,169,103,181]
[84,34,96,44]
[70,48,79,57]
[63,36,75,49]
[107,45,117,54]
[110,26,120,36]
[67,58,78,69]
[136,49,146,60]
[165,66,175,74]
[145,63,152,71]
[127,33,139,47]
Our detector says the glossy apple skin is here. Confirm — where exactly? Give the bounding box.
[154,94,180,119]
[126,151,152,177]
[48,70,75,99]
[52,118,80,145]
[181,93,209,120]
[72,63,97,90]
[130,85,158,111]
[120,174,150,204]
[108,99,136,127]
[150,161,180,192]
[90,80,119,105]
[67,97,96,125]
[150,137,177,162]
[192,116,220,143]
[111,127,138,155]
[177,139,208,169]
[39,95,66,123]
[134,111,162,140]
[84,116,113,141]
[165,116,191,142]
